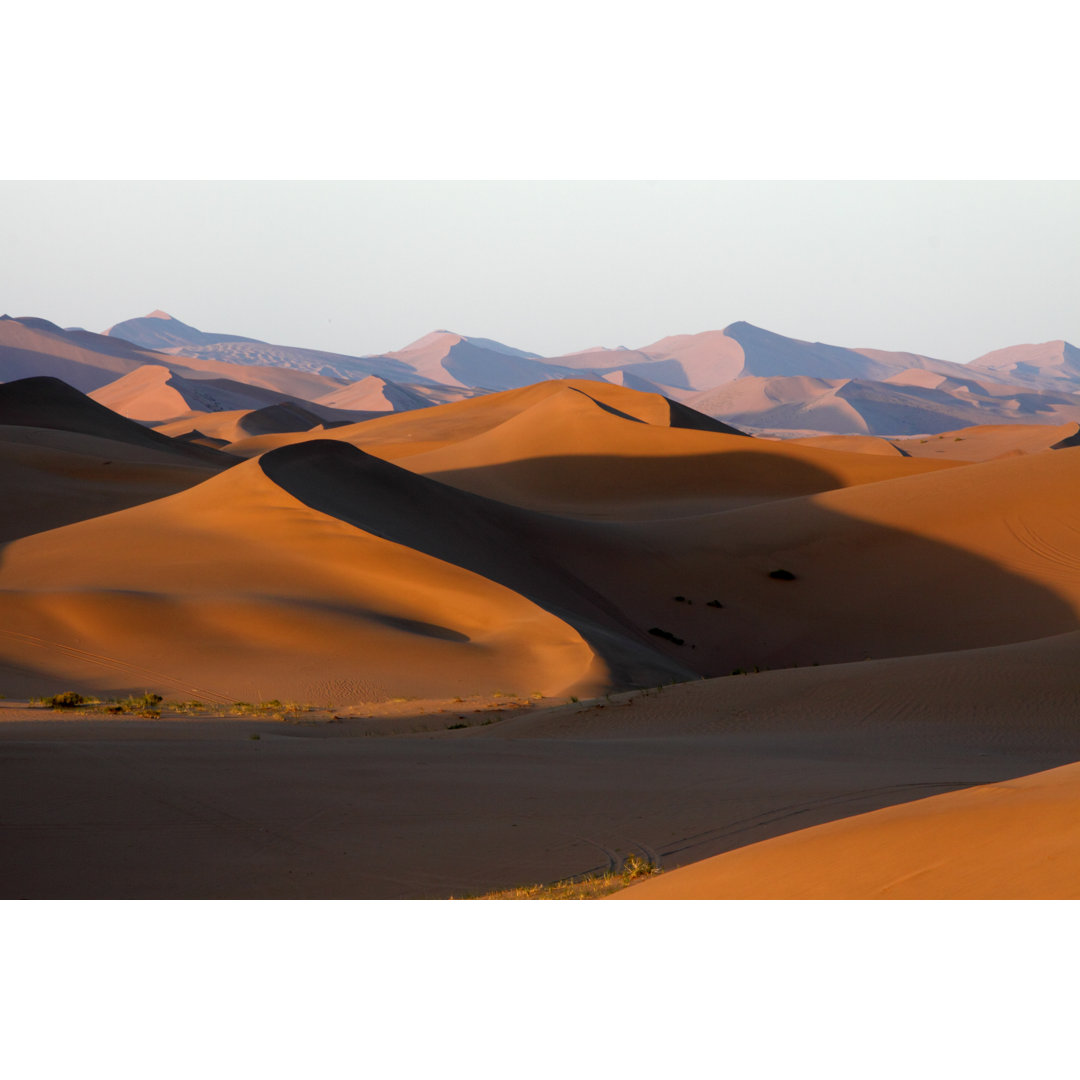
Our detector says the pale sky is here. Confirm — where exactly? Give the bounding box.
[2,180,1078,363]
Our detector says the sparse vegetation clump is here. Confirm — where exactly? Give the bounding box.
[768,568,797,581]
[471,852,660,900]
[42,691,92,709]
[648,626,685,646]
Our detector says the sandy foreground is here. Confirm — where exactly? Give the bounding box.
[2,371,1080,898]
[2,640,1078,899]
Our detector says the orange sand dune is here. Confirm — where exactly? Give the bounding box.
[524,445,1080,677]
[402,383,958,516]
[613,760,1080,899]
[215,407,1080,685]
[892,422,1080,462]
[0,440,698,701]
[213,380,957,514]
[788,433,904,457]
[0,448,597,702]
[216,379,739,461]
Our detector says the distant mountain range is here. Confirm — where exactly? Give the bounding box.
[1,309,1077,437]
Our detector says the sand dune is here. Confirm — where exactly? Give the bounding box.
[614,758,1080,899]
[518,446,1080,679]
[501,628,1080,741]
[0,425,224,542]
[968,339,1080,390]
[104,310,261,350]
[383,330,579,391]
[0,376,228,465]
[399,381,957,515]
[2,315,344,401]
[5,349,1080,899]
[788,434,905,457]
[0,446,609,702]
[0,376,231,541]
[88,364,316,422]
[688,370,1080,437]
[892,422,1080,461]
[313,374,453,413]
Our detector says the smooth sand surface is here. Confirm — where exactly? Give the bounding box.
[612,761,1080,899]
[892,423,1080,461]
[785,433,905,457]
[0,425,224,541]
[0,445,611,703]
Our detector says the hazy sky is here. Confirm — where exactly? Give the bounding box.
[2,180,1076,362]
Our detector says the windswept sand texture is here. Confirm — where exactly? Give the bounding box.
[4,313,1080,898]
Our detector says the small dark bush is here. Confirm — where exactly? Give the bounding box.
[672,595,687,603]
[648,627,685,646]
[47,691,86,708]
[706,599,723,608]
[447,722,468,730]
[768,569,797,581]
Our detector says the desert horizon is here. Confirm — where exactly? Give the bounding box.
[3,307,1080,899]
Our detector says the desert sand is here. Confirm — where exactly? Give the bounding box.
[612,759,1080,899]
[3,317,1080,899]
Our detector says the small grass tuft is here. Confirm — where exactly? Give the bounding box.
[472,852,660,900]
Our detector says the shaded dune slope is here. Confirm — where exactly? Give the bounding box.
[0,450,608,702]
[0,425,225,543]
[500,629,1080,741]
[524,447,1080,676]
[0,377,231,466]
[260,440,694,689]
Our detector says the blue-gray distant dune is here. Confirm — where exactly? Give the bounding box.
[967,341,1080,391]
[105,310,262,350]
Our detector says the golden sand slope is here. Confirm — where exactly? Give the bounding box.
[220,380,960,514]
[892,423,1080,462]
[612,760,1080,899]
[0,442,641,702]
[788,433,905,457]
